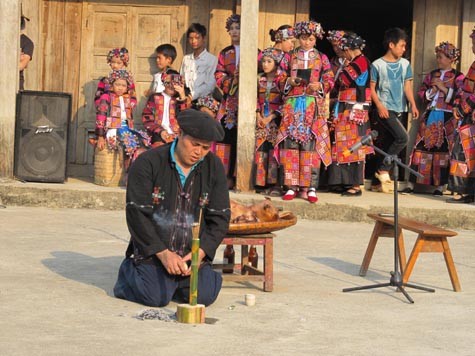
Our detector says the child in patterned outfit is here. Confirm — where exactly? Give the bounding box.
[94,48,136,109]
[276,20,335,203]
[255,47,287,195]
[95,69,150,171]
[407,42,464,196]
[142,70,191,148]
[327,32,374,196]
[214,14,241,189]
[446,27,475,204]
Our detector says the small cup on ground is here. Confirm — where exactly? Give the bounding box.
[244,293,256,306]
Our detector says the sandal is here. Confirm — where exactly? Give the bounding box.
[341,188,362,197]
[446,195,474,204]
[268,188,282,197]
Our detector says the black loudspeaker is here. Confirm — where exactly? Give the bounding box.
[14,91,72,183]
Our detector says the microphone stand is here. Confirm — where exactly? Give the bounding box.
[342,142,435,303]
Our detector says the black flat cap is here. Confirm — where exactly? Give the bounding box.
[177,109,225,141]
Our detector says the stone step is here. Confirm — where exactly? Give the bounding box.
[1,178,474,230]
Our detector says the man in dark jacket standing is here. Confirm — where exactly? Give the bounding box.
[19,13,34,91]
[114,109,230,307]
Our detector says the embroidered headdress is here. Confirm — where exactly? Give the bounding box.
[273,27,295,42]
[107,48,130,66]
[196,94,221,114]
[470,26,475,39]
[260,47,284,65]
[225,14,241,31]
[108,69,134,88]
[160,70,183,87]
[294,21,324,40]
[326,30,346,46]
[339,33,366,51]
[435,41,461,63]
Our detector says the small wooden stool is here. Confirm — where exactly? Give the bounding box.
[402,231,461,292]
[359,214,407,277]
[213,233,274,292]
[362,213,461,292]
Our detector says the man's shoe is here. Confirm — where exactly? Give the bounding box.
[375,172,394,193]
[399,187,413,194]
[433,189,443,196]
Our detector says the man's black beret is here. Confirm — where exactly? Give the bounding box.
[177,109,225,142]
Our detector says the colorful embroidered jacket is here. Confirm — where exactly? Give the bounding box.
[332,54,373,164]
[141,93,191,146]
[95,93,136,137]
[454,61,475,120]
[337,54,372,104]
[286,47,335,99]
[94,76,136,109]
[255,70,287,149]
[215,45,239,129]
[418,68,464,112]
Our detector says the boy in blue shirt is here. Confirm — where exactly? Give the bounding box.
[370,28,419,192]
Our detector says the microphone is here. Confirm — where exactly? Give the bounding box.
[343,130,378,157]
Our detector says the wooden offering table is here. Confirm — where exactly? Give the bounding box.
[213,212,297,292]
[213,233,275,292]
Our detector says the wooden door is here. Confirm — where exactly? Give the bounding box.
[76,2,185,165]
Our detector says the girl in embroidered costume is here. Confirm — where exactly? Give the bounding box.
[327,32,374,196]
[447,28,475,204]
[194,93,221,153]
[277,20,335,203]
[214,14,241,189]
[326,30,346,120]
[142,70,191,148]
[264,25,295,73]
[407,42,464,196]
[195,94,220,119]
[94,48,136,109]
[255,48,288,195]
[95,69,150,171]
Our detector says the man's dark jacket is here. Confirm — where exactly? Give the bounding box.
[125,144,230,261]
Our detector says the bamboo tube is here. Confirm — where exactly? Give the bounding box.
[189,223,200,306]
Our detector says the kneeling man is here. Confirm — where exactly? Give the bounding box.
[114,109,230,307]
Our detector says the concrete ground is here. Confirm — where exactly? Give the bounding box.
[0,206,474,355]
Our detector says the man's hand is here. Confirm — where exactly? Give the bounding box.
[411,106,420,120]
[181,248,206,276]
[377,104,390,119]
[156,249,189,275]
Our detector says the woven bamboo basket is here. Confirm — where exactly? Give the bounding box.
[227,211,297,235]
[94,148,125,187]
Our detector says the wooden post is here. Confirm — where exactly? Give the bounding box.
[0,1,20,178]
[235,0,259,192]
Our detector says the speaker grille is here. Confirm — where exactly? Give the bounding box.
[14,91,71,183]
